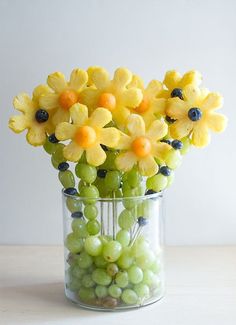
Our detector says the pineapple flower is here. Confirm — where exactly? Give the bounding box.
[128,74,167,127]
[55,104,120,166]
[115,114,170,177]
[9,85,55,146]
[80,66,143,127]
[39,69,88,125]
[162,69,202,100]
[166,85,227,147]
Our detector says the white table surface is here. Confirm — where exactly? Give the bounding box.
[0,246,236,325]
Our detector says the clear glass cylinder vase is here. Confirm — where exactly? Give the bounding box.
[62,191,165,311]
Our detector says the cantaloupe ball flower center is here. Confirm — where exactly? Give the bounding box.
[135,98,150,113]
[59,90,79,110]
[75,126,96,148]
[132,136,151,158]
[98,93,116,111]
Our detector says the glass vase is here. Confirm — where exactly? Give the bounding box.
[62,191,165,311]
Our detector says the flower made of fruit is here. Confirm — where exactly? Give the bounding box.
[9,85,55,146]
[80,67,143,127]
[115,114,170,176]
[39,69,88,125]
[55,104,120,165]
[166,85,227,147]
[162,70,202,100]
[128,75,166,127]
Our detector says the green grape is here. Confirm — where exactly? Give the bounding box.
[95,285,108,298]
[51,143,65,168]
[78,180,86,193]
[136,250,155,270]
[66,197,81,213]
[106,263,119,277]
[101,151,118,170]
[75,163,97,184]
[127,265,143,284]
[151,275,161,289]
[84,236,102,256]
[114,189,122,198]
[127,168,141,188]
[118,209,134,230]
[146,174,168,192]
[142,269,154,286]
[67,278,82,292]
[104,171,121,192]
[86,220,101,235]
[94,178,108,198]
[94,255,108,268]
[84,205,98,220]
[71,219,88,238]
[121,289,138,305]
[117,247,134,269]
[131,236,149,257]
[71,266,86,279]
[165,149,182,169]
[134,283,150,298]
[115,271,129,288]
[108,284,122,298]
[58,170,75,188]
[65,233,83,254]
[77,252,93,269]
[167,172,175,188]
[150,260,161,274]
[43,137,57,154]
[136,200,150,217]
[92,268,112,286]
[99,235,110,245]
[103,241,122,262]
[78,287,96,301]
[180,137,191,155]
[81,274,95,288]
[116,229,130,247]
[80,185,99,204]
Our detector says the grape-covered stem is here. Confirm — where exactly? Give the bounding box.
[112,191,117,240]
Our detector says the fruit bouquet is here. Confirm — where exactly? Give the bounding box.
[9,67,227,310]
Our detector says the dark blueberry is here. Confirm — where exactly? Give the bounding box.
[101,144,108,151]
[138,216,148,227]
[159,166,171,176]
[171,88,183,100]
[58,162,69,171]
[48,133,59,143]
[35,109,49,123]
[71,211,83,219]
[97,169,107,178]
[160,139,172,145]
[171,140,183,150]
[64,187,78,195]
[165,116,176,124]
[188,107,202,121]
[145,189,157,195]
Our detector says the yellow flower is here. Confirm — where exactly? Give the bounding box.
[115,114,170,176]
[9,85,54,146]
[128,75,166,127]
[80,67,143,127]
[55,104,120,166]
[39,69,88,125]
[166,85,227,147]
[162,70,202,99]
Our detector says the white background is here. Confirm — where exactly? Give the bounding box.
[1,0,235,245]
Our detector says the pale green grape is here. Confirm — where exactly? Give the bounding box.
[67,278,82,292]
[71,266,86,279]
[146,174,168,192]
[77,252,93,269]
[150,260,161,274]
[103,241,122,262]
[75,163,97,184]
[80,185,99,204]
[78,287,95,301]
[106,263,119,277]
[134,283,150,298]
[121,289,138,305]
[58,170,75,188]
[95,285,108,298]
[114,189,122,198]
[71,219,88,238]
[43,137,57,154]
[86,220,101,235]
[108,284,122,298]
[151,275,161,289]
[81,274,95,288]
[165,149,182,169]
[92,268,112,286]
[104,171,121,192]
[84,205,98,220]
[127,168,141,188]
[118,209,134,230]
[131,236,149,257]
[136,250,155,270]
[116,229,130,247]
[84,236,102,256]
[66,197,82,213]
[117,248,134,269]
[115,271,129,288]
[127,265,143,284]
[142,269,154,286]
[180,137,190,155]
[51,144,65,168]
[94,255,108,268]
[100,151,118,170]
[65,233,83,254]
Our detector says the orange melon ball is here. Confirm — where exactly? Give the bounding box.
[75,126,96,148]
[59,90,78,110]
[135,98,149,114]
[132,136,151,158]
[98,93,116,111]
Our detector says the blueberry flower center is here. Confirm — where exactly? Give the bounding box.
[35,109,49,123]
[188,107,202,121]
[171,88,183,100]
